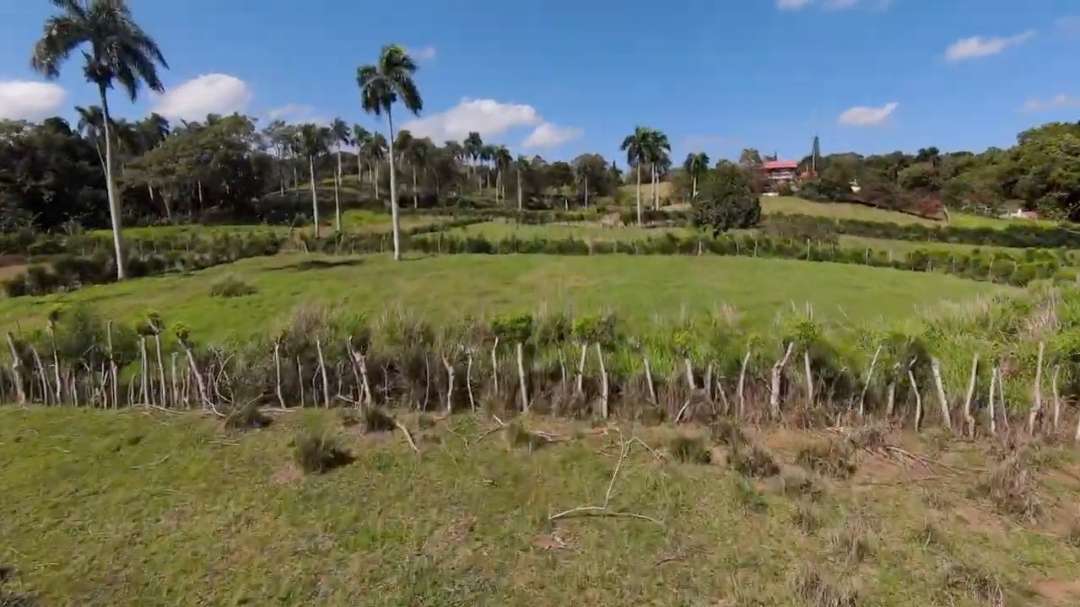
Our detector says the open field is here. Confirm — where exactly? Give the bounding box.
[437,219,694,241]
[0,253,1007,339]
[2,407,1079,606]
[762,197,939,226]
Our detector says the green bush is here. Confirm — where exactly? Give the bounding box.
[209,276,258,298]
[293,430,352,474]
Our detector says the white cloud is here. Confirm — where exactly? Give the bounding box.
[407,45,437,61]
[1023,94,1080,113]
[267,103,315,121]
[0,80,67,121]
[402,98,542,142]
[153,74,253,121]
[945,30,1036,62]
[522,123,583,149]
[838,102,898,126]
[777,0,812,10]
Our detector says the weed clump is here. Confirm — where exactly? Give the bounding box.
[711,418,749,448]
[797,441,857,479]
[362,408,397,433]
[293,430,353,474]
[792,502,822,534]
[732,476,768,514]
[732,444,780,478]
[209,275,257,298]
[669,435,712,464]
[790,564,858,607]
[1066,522,1080,549]
[975,452,1041,521]
[503,421,548,452]
[939,562,1005,606]
[828,519,874,565]
[224,401,272,431]
[338,408,362,428]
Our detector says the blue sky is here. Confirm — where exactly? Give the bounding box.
[0,0,1077,165]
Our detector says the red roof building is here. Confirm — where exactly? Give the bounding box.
[761,160,799,189]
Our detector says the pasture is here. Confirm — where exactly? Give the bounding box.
[0,252,1008,341]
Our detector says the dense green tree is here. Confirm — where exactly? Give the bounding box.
[358,44,423,261]
[31,0,168,280]
[692,162,762,235]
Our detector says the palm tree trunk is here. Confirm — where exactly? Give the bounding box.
[374,163,380,200]
[386,110,402,261]
[517,169,523,211]
[692,175,698,199]
[357,155,364,188]
[335,150,343,233]
[309,155,320,239]
[635,163,642,226]
[584,175,589,208]
[412,167,418,209]
[98,85,127,280]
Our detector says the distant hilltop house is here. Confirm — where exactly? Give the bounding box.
[762,160,800,189]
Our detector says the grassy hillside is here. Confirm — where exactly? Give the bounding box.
[2,407,1078,606]
[0,253,1007,340]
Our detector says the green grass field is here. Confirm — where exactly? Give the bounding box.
[438,219,694,241]
[0,253,1008,341]
[762,197,939,226]
[2,407,1078,606]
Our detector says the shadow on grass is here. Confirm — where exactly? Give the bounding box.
[274,259,366,272]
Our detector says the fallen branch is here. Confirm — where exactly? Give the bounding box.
[395,420,420,454]
[549,429,664,527]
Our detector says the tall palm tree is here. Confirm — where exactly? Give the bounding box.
[683,152,710,199]
[464,132,483,189]
[75,105,107,169]
[32,0,168,280]
[514,155,530,211]
[353,124,371,188]
[480,144,496,191]
[494,146,513,204]
[367,133,388,200]
[643,129,671,210]
[620,126,649,225]
[406,138,433,209]
[330,118,352,232]
[357,44,423,262]
[298,124,331,239]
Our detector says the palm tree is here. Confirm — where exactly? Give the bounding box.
[621,126,649,225]
[494,146,513,204]
[480,144,496,191]
[357,45,423,261]
[32,0,168,280]
[330,118,352,232]
[643,129,671,210]
[367,133,388,200]
[683,152,710,199]
[514,155,530,211]
[75,105,107,169]
[297,124,330,239]
[406,138,433,209]
[353,124,371,188]
[464,132,483,190]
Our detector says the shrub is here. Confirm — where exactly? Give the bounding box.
[792,502,822,534]
[976,452,1041,521]
[796,441,857,479]
[503,421,548,451]
[293,430,352,474]
[669,435,711,464]
[731,444,780,478]
[224,401,272,431]
[209,276,257,298]
[363,407,397,433]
